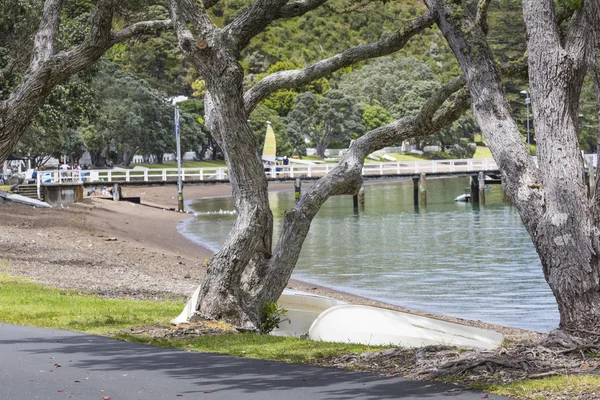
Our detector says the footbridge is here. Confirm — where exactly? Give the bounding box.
[39,158,502,186]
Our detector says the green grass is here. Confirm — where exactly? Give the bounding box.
[134,160,227,169]
[116,333,388,364]
[473,146,493,159]
[488,375,600,399]
[0,272,181,335]
[0,270,391,364]
[385,153,429,161]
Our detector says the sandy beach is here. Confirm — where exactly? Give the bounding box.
[0,180,539,341]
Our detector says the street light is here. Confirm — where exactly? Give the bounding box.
[520,90,531,154]
[172,95,188,212]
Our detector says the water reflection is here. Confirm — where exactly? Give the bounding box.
[180,177,559,332]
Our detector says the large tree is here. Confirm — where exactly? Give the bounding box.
[166,0,471,329]
[424,0,600,338]
[0,0,171,163]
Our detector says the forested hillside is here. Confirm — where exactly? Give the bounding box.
[1,0,598,166]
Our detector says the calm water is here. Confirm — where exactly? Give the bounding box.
[180,177,559,332]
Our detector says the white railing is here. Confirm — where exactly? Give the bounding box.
[37,158,502,185]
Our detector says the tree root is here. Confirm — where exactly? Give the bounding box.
[318,334,600,388]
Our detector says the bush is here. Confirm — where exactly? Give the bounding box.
[450,139,476,159]
[260,301,288,334]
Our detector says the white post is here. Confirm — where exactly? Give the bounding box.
[144,170,148,182]
[200,169,204,181]
[379,163,383,175]
[308,165,312,178]
[36,173,41,200]
[126,170,130,182]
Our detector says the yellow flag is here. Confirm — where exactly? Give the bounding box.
[262,122,276,162]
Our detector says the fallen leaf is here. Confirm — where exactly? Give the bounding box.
[102,396,111,400]
[58,389,64,392]
[203,391,212,394]
[54,364,62,368]
[74,380,80,383]
[99,390,105,393]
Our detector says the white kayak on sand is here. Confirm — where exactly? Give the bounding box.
[308,304,503,350]
[271,289,347,337]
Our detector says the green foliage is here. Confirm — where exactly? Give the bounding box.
[338,57,440,119]
[285,90,365,158]
[449,138,476,159]
[362,103,393,131]
[260,301,288,335]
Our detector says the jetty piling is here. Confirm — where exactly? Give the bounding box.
[478,171,486,205]
[294,178,302,202]
[470,174,480,204]
[419,173,427,206]
[412,175,419,207]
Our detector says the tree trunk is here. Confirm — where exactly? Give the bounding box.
[426,0,600,334]
[189,52,273,329]
[89,149,103,167]
[315,141,328,159]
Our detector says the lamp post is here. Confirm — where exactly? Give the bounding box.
[172,95,188,212]
[520,90,531,154]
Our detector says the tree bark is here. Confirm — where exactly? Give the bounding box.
[425,0,600,334]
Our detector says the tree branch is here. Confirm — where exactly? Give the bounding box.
[275,0,329,18]
[30,0,64,69]
[111,20,172,44]
[243,11,434,113]
[168,0,214,54]
[256,76,470,297]
[475,0,492,35]
[522,0,561,53]
[225,0,290,52]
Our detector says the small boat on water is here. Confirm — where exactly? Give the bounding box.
[308,304,503,350]
[454,193,471,202]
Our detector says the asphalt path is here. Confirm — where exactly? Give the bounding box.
[0,324,509,400]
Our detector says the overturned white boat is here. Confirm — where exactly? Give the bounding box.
[271,289,347,337]
[308,304,503,350]
[172,289,503,350]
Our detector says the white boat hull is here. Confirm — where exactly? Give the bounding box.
[308,305,503,350]
[271,289,347,337]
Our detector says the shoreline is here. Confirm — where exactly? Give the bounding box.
[0,179,541,342]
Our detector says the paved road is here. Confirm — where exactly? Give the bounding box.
[0,324,508,400]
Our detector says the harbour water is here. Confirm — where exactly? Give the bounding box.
[180,177,559,332]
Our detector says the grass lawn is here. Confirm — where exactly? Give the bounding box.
[487,375,600,399]
[473,146,493,159]
[385,153,428,161]
[0,270,389,364]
